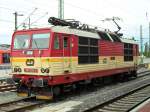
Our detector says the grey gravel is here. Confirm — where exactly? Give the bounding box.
[0,92,25,104]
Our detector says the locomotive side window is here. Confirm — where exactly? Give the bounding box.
[78,37,99,64]
[78,37,89,64]
[63,37,68,48]
[79,37,89,45]
[14,35,30,49]
[32,33,50,49]
[89,38,99,63]
[124,43,133,61]
[54,34,60,49]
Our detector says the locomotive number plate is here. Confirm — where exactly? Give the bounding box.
[24,68,38,73]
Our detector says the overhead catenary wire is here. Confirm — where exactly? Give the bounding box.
[10,0,128,33]
[61,0,106,19]
[0,0,144,47]
[59,0,135,34]
[22,0,56,16]
[0,6,15,12]
[0,5,48,29]
[0,19,14,23]
[21,0,105,23]
[0,0,141,29]
[30,12,48,25]
[17,0,107,30]
[0,5,34,13]
[0,0,142,41]
[17,8,38,29]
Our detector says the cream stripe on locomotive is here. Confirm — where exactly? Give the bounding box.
[11,56,138,76]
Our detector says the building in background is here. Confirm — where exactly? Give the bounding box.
[0,44,10,64]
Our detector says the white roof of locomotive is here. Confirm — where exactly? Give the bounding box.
[50,26,138,44]
[51,26,100,39]
[120,38,138,44]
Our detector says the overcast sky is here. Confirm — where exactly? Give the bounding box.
[0,0,150,45]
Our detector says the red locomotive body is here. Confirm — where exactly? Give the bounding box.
[8,18,139,99]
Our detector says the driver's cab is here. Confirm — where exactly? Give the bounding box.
[11,28,51,76]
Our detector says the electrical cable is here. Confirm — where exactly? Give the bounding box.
[30,12,48,25]
[17,8,38,28]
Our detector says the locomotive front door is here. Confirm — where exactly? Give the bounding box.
[62,35,72,73]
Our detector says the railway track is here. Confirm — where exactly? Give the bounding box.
[83,70,150,112]
[0,79,17,93]
[30,70,150,112]
[0,96,47,112]
[65,69,150,112]
[0,84,16,93]
[137,69,150,77]
[87,84,150,112]
[0,69,149,112]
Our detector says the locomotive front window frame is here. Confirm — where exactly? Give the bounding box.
[13,34,30,49]
[31,33,50,49]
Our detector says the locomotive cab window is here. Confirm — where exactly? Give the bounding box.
[32,33,50,49]
[54,34,60,49]
[13,35,30,49]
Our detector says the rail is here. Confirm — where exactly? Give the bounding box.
[0,96,47,112]
[0,69,149,111]
[82,70,150,112]
[87,85,150,112]
[66,69,150,112]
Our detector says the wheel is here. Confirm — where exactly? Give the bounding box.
[53,86,61,96]
[132,70,137,78]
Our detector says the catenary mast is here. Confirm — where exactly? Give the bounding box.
[58,0,64,19]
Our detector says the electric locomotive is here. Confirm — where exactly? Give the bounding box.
[8,17,139,100]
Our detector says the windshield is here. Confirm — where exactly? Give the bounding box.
[14,35,30,49]
[32,33,50,49]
